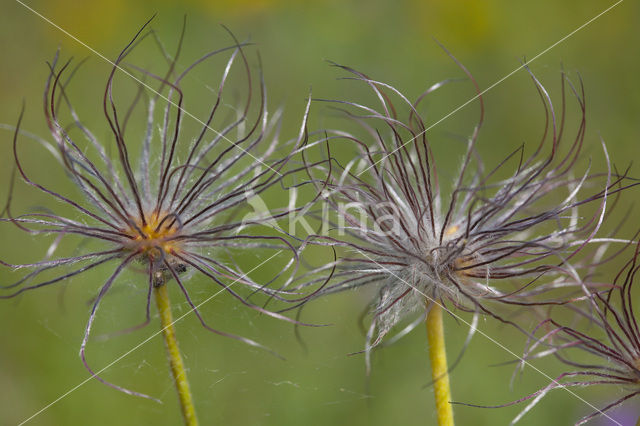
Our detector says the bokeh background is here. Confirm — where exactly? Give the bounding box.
[1,1,639,425]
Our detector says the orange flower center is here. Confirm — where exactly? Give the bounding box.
[126,211,181,256]
[444,224,460,237]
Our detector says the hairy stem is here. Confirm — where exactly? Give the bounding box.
[155,280,199,426]
[426,302,454,426]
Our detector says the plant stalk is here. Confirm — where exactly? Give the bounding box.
[426,301,454,426]
[155,281,199,426]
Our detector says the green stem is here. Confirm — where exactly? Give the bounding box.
[155,281,199,426]
[426,302,454,426]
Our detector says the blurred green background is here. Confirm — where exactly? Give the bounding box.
[1,1,639,425]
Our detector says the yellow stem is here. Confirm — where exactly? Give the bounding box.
[426,302,454,426]
[155,282,199,426]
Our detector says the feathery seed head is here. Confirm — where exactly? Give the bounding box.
[1,20,309,399]
[297,58,630,363]
[504,243,640,425]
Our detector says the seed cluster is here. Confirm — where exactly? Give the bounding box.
[2,22,639,425]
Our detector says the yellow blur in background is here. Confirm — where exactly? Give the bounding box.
[1,1,638,425]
